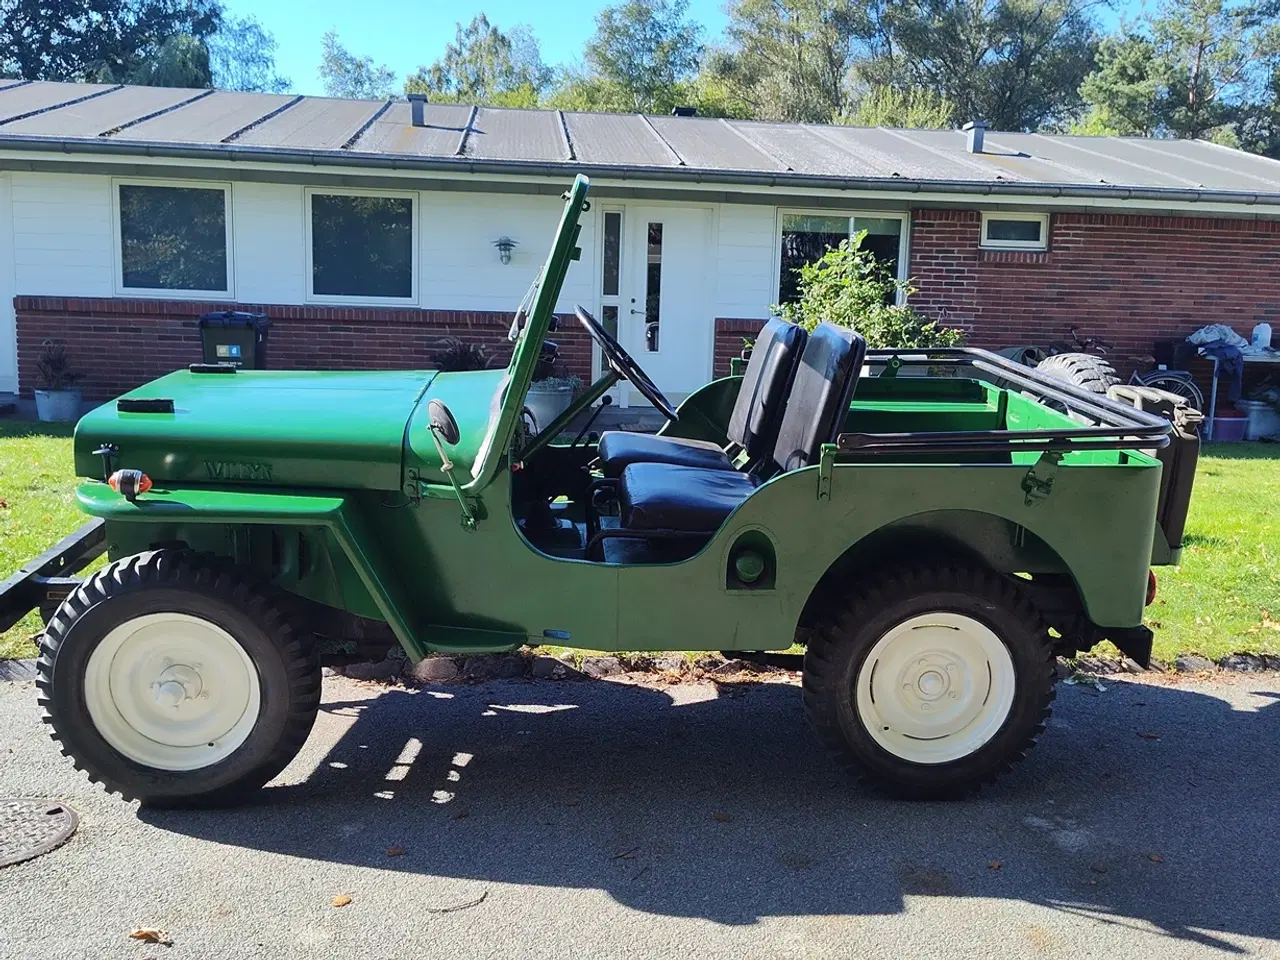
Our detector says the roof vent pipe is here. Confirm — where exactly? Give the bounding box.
[671,106,696,117]
[963,120,987,154]
[408,93,427,127]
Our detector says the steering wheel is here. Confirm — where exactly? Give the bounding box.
[575,305,679,422]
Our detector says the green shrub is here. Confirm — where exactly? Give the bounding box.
[774,233,965,349]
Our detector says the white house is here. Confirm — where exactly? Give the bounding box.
[3,80,1280,404]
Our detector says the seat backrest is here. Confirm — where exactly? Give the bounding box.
[726,318,807,463]
[770,323,867,473]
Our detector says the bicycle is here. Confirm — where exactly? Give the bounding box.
[1044,328,1205,411]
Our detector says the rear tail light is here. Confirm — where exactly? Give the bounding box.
[1146,569,1158,606]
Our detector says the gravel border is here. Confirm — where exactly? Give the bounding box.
[5,650,1279,685]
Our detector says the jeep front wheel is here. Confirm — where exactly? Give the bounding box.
[803,566,1054,799]
[37,551,321,807]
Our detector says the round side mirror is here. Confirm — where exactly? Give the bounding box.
[428,399,460,445]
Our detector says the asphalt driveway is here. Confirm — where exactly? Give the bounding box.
[1,672,1278,959]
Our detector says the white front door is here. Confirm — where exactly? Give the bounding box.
[0,176,15,395]
[599,204,712,407]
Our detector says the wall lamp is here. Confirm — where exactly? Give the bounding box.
[494,236,518,265]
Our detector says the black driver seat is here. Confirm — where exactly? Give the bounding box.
[595,318,807,479]
[613,323,867,537]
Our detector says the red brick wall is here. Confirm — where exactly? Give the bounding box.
[909,210,1280,354]
[712,210,1280,386]
[15,298,593,399]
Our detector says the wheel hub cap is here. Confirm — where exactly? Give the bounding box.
[84,613,261,771]
[855,612,1016,765]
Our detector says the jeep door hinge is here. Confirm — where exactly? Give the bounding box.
[817,443,836,501]
[403,468,422,506]
[1021,451,1062,506]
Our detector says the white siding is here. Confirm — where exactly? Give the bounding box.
[713,204,776,320]
[0,176,15,393]
[10,172,114,297]
[419,192,594,313]
[233,182,305,305]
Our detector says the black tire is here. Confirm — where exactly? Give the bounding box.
[36,550,321,808]
[802,565,1055,799]
[1035,352,1119,394]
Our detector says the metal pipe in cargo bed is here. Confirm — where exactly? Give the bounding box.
[868,348,1173,436]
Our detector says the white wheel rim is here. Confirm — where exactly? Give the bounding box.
[84,613,261,771]
[855,612,1015,765]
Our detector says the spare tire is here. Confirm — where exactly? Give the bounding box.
[1034,353,1120,394]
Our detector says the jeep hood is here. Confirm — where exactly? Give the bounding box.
[74,369,438,492]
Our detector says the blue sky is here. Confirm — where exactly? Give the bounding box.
[222,0,732,96]
[223,0,1138,97]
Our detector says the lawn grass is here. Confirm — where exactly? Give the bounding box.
[1,425,1277,663]
[1146,444,1280,662]
[0,421,81,659]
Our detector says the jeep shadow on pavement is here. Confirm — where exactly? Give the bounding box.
[140,674,1280,950]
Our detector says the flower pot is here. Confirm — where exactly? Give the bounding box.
[524,381,575,432]
[1234,400,1280,440]
[34,387,82,423]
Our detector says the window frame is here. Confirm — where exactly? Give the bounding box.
[112,177,234,299]
[980,211,1050,251]
[304,186,419,305]
[775,208,911,307]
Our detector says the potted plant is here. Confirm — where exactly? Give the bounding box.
[430,337,491,373]
[34,339,82,422]
[524,349,581,432]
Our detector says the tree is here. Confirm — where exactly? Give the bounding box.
[0,0,221,85]
[852,0,1101,131]
[573,0,705,113]
[842,86,956,127]
[405,15,549,107]
[209,15,290,93]
[1077,0,1280,149]
[704,0,863,122]
[318,30,396,100]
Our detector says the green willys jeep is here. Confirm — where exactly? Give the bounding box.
[23,176,1197,806]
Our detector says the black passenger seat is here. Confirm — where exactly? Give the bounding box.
[595,317,807,478]
[611,323,867,539]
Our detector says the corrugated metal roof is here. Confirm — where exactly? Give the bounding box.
[3,80,1280,204]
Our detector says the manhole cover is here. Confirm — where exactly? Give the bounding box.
[0,798,79,868]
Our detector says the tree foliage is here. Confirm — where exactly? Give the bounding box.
[852,0,1101,131]
[842,86,956,128]
[208,15,290,93]
[406,15,550,107]
[1077,0,1280,151]
[0,0,221,85]
[704,0,862,122]
[775,235,965,349]
[551,0,703,113]
[319,30,397,100]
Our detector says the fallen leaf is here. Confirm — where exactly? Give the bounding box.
[0,499,8,509]
[331,894,353,908]
[128,929,171,946]
[1089,863,1107,874]
[712,811,733,823]
[988,860,1002,870]
[1148,853,1164,863]
[386,846,405,857]
[1137,731,1162,740]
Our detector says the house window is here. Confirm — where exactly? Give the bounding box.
[778,212,905,305]
[981,212,1049,251]
[307,190,416,300]
[116,182,230,294]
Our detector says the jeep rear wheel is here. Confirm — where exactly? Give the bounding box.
[37,551,321,808]
[803,566,1054,799]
